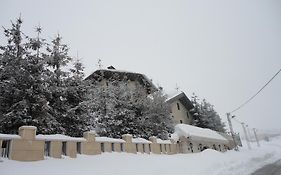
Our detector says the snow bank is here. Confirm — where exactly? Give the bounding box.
[95,137,125,143]
[174,124,229,143]
[156,139,171,144]
[36,134,86,142]
[1,136,281,175]
[0,134,21,140]
[132,138,152,144]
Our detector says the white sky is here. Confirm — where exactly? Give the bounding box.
[1,0,281,134]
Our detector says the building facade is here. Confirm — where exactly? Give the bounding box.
[166,92,194,125]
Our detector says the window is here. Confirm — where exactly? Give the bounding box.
[149,144,151,152]
[177,103,180,110]
[160,144,162,153]
[180,120,183,124]
[136,144,138,152]
[111,143,115,152]
[143,144,145,153]
[121,143,124,152]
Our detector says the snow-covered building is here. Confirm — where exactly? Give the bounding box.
[85,66,157,95]
[172,124,232,153]
[166,91,194,125]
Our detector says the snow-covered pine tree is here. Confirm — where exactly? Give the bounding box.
[95,78,138,138]
[141,89,174,139]
[190,93,225,133]
[43,34,72,134]
[62,59,93,136]
[0,18,62,134]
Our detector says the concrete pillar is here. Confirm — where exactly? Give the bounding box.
[114,143,121,152]
[66,141,77,158]
[169,139,177,154]
[149,136,160,154]
[178,136,189,153]
[50,141,62,158]
[10,126,44,161]
[122,134,136,154]
[81,131,101,155]
[104,142,112,153]
[137,143,144,153]
[144,144,150,154]
[18,126,37,140]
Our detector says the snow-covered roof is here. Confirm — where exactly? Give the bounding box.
[0,134,21,140]
[85,68,157,93]
[132,138,152,144]
[95,137,126,143]
[36,134,86,142]
[156,139,172,144]
[174,124,229,144]
[166,91,194,110]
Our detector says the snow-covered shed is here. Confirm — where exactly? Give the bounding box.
[172,124,231,153]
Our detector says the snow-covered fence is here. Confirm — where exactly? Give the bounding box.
[0,124,236,162]
[0,126,177,161]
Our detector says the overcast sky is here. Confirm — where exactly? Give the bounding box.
[1,0,281,134]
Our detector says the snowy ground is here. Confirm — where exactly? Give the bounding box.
[1,136,281,175]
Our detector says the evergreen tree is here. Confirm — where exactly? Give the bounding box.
[0,18,89,135]
[62,59,92,136]
[91,78,174,139]
[0,18,62,134]
[190,93,225,133]
[141,89,174,139]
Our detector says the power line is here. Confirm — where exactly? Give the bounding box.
[230,68,281,113]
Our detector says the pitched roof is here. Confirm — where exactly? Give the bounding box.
[85,68,157,93]
[166,91,194,110]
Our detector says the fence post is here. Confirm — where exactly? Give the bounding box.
[82,131,101,155]
[10,126,44,161]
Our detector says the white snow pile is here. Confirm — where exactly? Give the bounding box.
[1,136,281,175]
[0,134,21,140]
[95,137,125,143]
[36,134,86,142]
[132,138,152,144]
[173,124,229,143]
[156,138,171,144]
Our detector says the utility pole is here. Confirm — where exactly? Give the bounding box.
[253,128,260,147]
[227,113,238,151]
[241,122,251,150]
[246,125,252,142]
